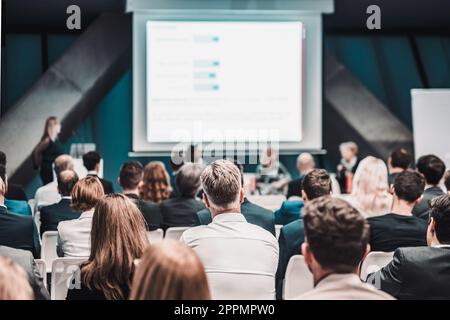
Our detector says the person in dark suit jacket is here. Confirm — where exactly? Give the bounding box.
[160,163,205,230]
[0,177,40,258]
[412,155,446,217]
[286,153,316,199]
[82,151,114,194]
[0,246,50,300]
[276,169,332,299]
[40,169,81,236]
[118,161,161,231]
[0,151,29,201]
[195,161,275,235]
[368,170,428,252]
[368,194,450,299]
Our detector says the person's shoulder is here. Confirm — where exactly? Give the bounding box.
[243,221,278,243]
[245,200,273,215]
[57,217,79,233]
[283,219,303,232]
[0,245,32,258]
[180,225,209,243]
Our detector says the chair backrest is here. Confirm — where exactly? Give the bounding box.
[165,227,190,241]
[34,212,41,236]
[283,255,313,300]
[28,199,36,217]
[275,225,282,240]
[360,251,394,281]
[247,195,286,211]
[34,259,47,288]
[41,231,59,273]
[51,257,87,300]
[147,229,164,243]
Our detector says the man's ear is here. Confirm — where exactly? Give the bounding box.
[390,185,395,195]
[302,242,311,261]
[239,188,245,204]
[361,244,371,262]
[301,190,308,202]
[117,177,121,188]
[414,195,423,206]
[203,193,211,208]
[95,163,100,173]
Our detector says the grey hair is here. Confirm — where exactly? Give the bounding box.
[175,163,204,197]
[200,159,242,211]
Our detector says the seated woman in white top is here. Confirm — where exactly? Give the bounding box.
[57,176,104,257]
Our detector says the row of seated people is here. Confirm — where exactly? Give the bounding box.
[1,159,450,300]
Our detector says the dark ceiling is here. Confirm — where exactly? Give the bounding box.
[3,0,450,34]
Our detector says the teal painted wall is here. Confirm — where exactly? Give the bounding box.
[3,34,450,197]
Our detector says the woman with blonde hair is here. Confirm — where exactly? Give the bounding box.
[346,156,392,218]
[57,176,105,257]
[67,194,149,300]
[139,161,171,203]
[130,240,210,300]
[0,257,33,300]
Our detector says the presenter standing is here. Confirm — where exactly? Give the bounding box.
[32,116,64,185]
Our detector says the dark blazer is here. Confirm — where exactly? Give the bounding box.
[87,173,114,194]
[286,178,303,199]
[195,197,276,236]
[368,246,450,299]
[0,246,49,300]
[412,186,445,218]
[160,196,205,230]
[125,193,161,231]
[5,183,27,201]
[337,158,360,194]
[276,219,305,300]
[39,198,81,236]
[274,200,304,225]
[367,213,428,252]
[0,205,40,258]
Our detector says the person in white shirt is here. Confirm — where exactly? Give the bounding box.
[34,154,74,211]
[181,159,279,300]
[295,196,394,300]
[57,175,104,258]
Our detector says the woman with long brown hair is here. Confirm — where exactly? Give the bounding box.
[66,194,149,300]
[130,240,210,300]
[139,161,171,203]
[32,116,64,185]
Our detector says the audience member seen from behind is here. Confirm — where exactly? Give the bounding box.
[39,170,81,236]
[83,151,114,194]
[160,163,205,230]
[336,141,359,194]
[255,147,291,195]
[387,148,413,186]
[412,155,446,218]
[369,194,450,299]
[276,169,332,299]
[181,159,279,299]
[139,161,171,204]
[0,165,31,216]
[368,170,428,252]
[67,194,149,300]
[0,256,33,300]
[57,176,104,257]
[119,161,161,230]
[196,161,276,236]
[345,156,392,218]
[34,154,74,211]
[32,116,64,185]
[445,171,450,195]
[0,177,40,258]
[130,240,211,300]
[0,151,27,201]
[296,196,394,300]
[286,153,315,199]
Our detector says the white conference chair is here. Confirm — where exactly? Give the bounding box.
[247,195,286,211]
[283,255,314,300]
[51,257,87,300]
[28,199,36,217]
[360,251,394,281]
[275,225,282,240]
[34,259,47,288]
[147,229,164,243]
[41,231,59,273]
[34,211,41,236]
[165,227,190,241]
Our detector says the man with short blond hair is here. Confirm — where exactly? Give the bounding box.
[181,159,279,300]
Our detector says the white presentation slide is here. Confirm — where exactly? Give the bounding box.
[146,21,303,143]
